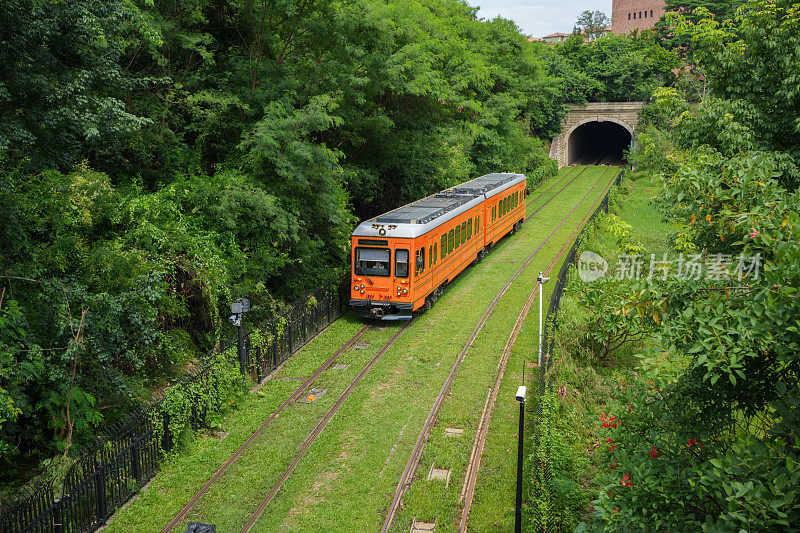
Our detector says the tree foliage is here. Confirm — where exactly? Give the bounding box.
[554,33,679,102]
[580,0,800,529]
[573,10,610,39]
[655,0,745,50]
[0,0,574,483]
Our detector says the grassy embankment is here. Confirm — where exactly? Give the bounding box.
[500,173,682,531]
[104,166,613,532]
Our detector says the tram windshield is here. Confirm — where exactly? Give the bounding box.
[355,248,391,277]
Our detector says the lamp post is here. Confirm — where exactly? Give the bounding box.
[229,298,250,387]
[537,272,550,367]
[515,385,527,533]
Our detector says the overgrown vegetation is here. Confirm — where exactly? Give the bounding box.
[552,33,679,103]
[0,0,577,485]
[532,1,800,530]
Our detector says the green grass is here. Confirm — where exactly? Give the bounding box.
[104,165,619,533]
[616,175,680,251]
[476,172,682,532]
[392,166,619,532]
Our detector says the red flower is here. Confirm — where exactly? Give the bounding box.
[600,414,620,429]
[613,509,619,513]
[749,227,760,239]
[687,438,697,448]
[650,445,658,459]
[620,474,632,487]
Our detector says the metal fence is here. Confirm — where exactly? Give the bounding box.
[0,279,349,533]
[529,169,623,531]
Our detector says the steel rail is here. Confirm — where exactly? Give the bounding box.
[241,319,415,533]
[380,163,611,532]
[458,166,620,531]
[161,324,373,532]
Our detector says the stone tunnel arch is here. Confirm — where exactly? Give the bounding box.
[566,118,632,165]
[549,102,644,168]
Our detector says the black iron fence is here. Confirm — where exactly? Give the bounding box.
[529,169,623,530]
[1,279,349,533]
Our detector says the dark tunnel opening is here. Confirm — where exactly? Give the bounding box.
[567,121,632,165]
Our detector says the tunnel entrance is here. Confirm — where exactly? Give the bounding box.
[567,121,632,165]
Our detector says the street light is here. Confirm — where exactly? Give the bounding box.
[229,298,250,387]
[515,385,527,533]
[537,272,550,367]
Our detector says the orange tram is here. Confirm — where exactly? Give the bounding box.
[350,173,527,320]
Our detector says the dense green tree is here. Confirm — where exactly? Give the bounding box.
[555,33,679,102]
[655,0,744,50]
[0,0,568,483]
[0,0,160,171]
[573,10,610,39]
[581,1,800,529]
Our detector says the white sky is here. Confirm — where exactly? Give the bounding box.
[467,0,613,38]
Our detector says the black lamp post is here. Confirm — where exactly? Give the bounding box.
[515,385,527,533]
[229,298,250,387]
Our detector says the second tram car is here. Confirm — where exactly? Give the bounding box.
[350,173,527,319]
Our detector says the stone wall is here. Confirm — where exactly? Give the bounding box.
[549,101,644,168]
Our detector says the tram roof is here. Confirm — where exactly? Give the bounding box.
[352,173,525,239]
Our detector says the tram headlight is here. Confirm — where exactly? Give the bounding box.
[402,288,408,294]
[354,285,359,291]
[360,289,365,294]
[360,284,365,289]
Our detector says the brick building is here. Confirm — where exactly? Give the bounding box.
[610,0,666,34]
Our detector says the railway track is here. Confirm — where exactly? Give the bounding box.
[241,320,414,532]
[457,165,621,532]
[381,164,618,532]
[234,166,595,532]
[162,163,603,533]
[161,324,373,532]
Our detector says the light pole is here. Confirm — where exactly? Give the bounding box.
[229,298,250,388]
[515,385,527,533]
[537,272,550,367]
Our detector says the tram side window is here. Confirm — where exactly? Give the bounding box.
[415,249,424,275]
[355,247,391,277]
[396,249,409,278]
[467,218,472,239]
[434,242,438,264]
[455,224,461,248]
[476,215,480,232]
[448,229,454,253]
[429,245,433,268]
[461,221,467,243]
[441,235,447,259]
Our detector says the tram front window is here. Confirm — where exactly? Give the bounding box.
[355,248,391,276]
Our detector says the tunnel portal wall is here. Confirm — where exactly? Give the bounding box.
[549,102,644,168]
